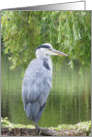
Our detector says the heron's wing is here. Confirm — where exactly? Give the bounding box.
[22,59,52,123]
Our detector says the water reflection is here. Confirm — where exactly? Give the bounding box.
[1,56,91,127]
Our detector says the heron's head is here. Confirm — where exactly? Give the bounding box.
[36,43,68,59]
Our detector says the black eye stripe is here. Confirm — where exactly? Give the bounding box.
[36,45,50,50]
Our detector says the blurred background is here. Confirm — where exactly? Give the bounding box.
[1,11,91,127]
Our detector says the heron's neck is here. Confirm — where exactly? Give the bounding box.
[36,54,53,75]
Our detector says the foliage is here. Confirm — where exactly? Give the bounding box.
[1,11,91,70]
[54,121,91,132]
[1,117,35,128]
[1,117,91,136]
[54,121,91,136]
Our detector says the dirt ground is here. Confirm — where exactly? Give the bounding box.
[1,127,90,136]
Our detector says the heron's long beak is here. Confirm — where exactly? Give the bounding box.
[51,48,68,56]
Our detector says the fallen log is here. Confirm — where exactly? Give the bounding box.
[38,127,58,136]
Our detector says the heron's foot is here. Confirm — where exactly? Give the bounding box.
[36,123,40,135]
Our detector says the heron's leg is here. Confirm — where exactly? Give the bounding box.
[36,123,39,135]
[27,117,29,122]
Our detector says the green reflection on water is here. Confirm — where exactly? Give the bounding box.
[1,56,91,127]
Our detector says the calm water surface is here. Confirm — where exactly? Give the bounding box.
[1,56,91,127]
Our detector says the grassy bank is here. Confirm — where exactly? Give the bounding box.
[1,117,91,136]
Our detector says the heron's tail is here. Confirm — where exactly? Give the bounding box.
[25,102,46,123]
[34,103,46,123]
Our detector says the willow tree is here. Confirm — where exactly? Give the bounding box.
[1,11,91,70]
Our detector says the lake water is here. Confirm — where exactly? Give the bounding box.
[1,56,91,127]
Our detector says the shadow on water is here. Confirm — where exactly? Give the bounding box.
[1,56,91,127]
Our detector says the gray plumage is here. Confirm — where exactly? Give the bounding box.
[22,43,68,133]
[22,57,52,123]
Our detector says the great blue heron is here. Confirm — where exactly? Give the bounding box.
[22,43,68,134]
